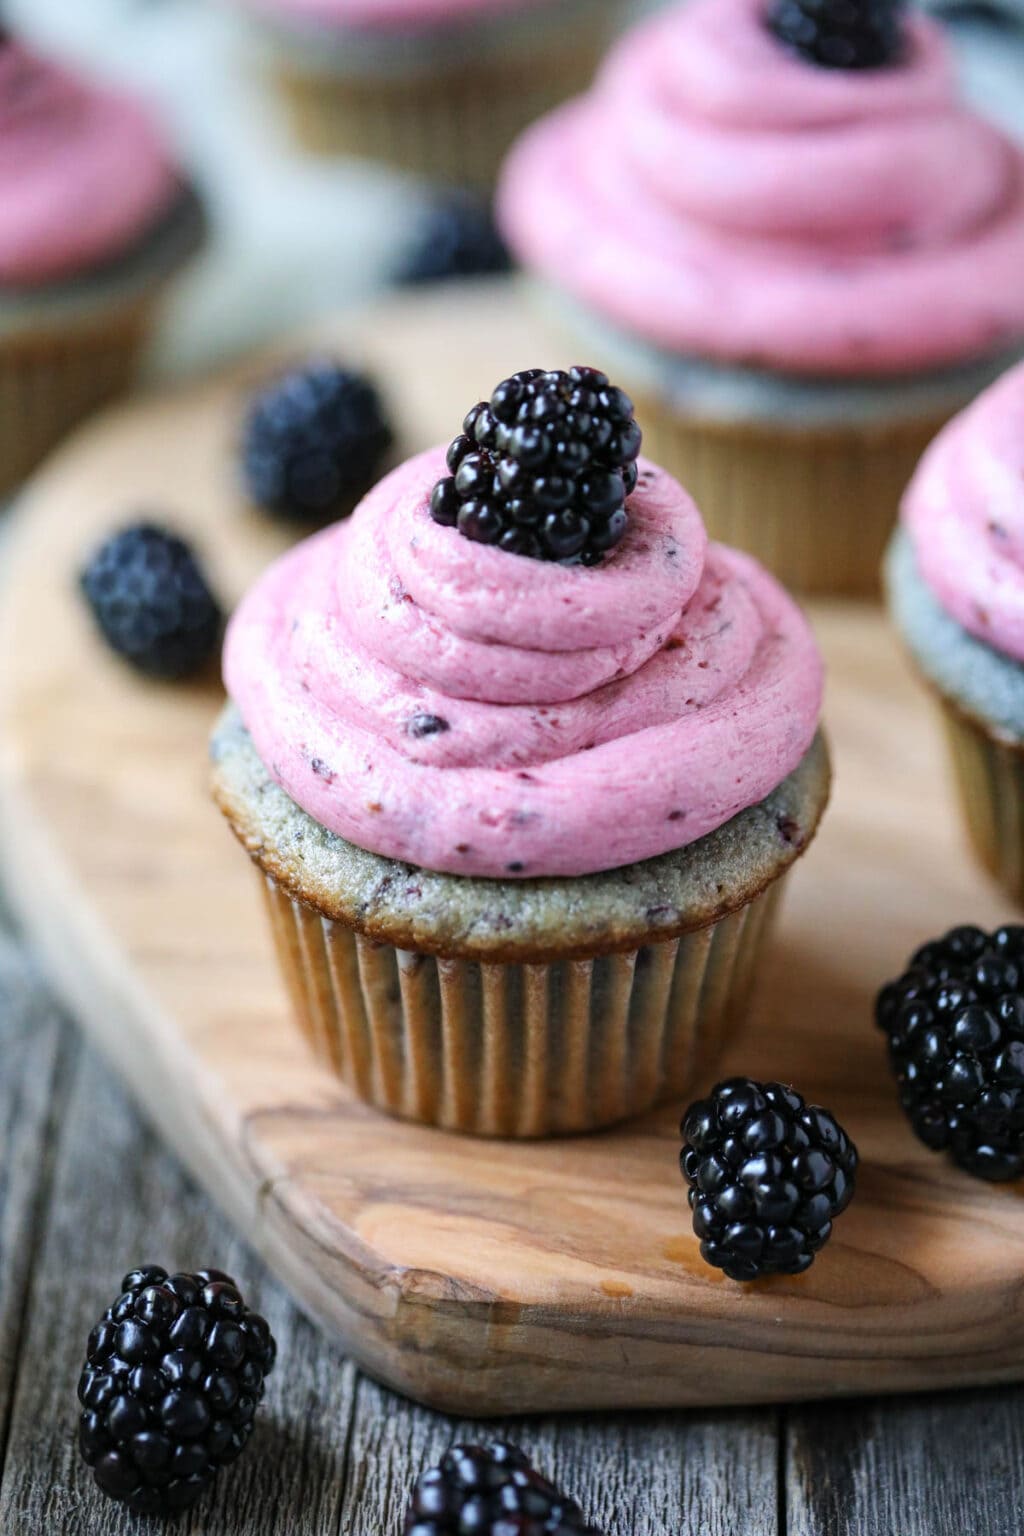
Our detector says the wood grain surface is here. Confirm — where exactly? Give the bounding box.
[0,285,1021,1417]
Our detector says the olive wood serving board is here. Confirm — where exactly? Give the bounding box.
[0,285,1020,1415]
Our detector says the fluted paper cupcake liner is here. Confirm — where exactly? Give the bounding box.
[939,700,1024,905]
[259,872,788,1138]
[0,303,153,496]
[635,402,945,597]
[269,38,604,185]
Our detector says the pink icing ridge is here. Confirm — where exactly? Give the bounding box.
[0,43,179,286]
[224,450,823,879]
[235,0,552,29]
[497,0,1024,375]
[903,360,1024,662]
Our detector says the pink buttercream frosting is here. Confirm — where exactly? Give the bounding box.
[236,0,553,29]
[0,42,180,286]
[224,449,823,879]
[903,361,1024,661]
[498,0,1024,375]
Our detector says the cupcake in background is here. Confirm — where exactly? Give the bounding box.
[0,30,204,495]
[498,0,1024,595]
[229,0,622,186]
[886,360,1024,903]
[212,367,830,1138]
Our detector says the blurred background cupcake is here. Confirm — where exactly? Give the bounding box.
[498,0,1024,595]
[886,359,1024,903]
[228,0,625,186]
[0,25,204,494]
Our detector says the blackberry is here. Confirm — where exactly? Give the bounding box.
[877,924,1024,1181]
[431,366,642,564]
[403,1442,602,1536]
[80,522,222,679]
[242,361,393,522]
[680,1078,858,1281]
[394,193,513,285]
[77,1265,276,1517]
[767,0,906,69]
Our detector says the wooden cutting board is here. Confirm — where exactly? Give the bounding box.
[1,284,1021,1416]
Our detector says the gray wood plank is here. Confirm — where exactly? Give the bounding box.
[341,1376,780,1536]
[0,937,68,1479]
[0,1026,359,1535]
[787,1391,1024,1536]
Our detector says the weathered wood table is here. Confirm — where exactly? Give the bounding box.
[2,925,1023,1535]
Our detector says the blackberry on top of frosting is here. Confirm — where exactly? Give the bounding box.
[768,0,907,70]
[430,366,642,565]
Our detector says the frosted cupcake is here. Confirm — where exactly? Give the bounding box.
[212,367,829,1137]
[0,32,203,494]
[230,0,620,185]
[498,0,1024,595]
[887,360,1024,902]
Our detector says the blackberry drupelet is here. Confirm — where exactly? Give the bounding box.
[431,366,642,564]
[403,1441,602,1536]
[80,523,222,679]
[767,0,906,69]
[877,924,1024,1181]
[77,1265,276,1517]
[680,1078,858,1281]
[242,361,393,522]
[394,193,513,285]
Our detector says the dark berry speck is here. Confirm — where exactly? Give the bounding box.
[767,0,907,69]
[402,1441,602,1535]
[393,193,514,285]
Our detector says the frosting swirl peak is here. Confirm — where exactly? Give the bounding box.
[224,449,823,878]
[498,0,1024,375]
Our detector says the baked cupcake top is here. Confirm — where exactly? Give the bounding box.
[0,37,180,287]
[902,359,1024,662]
[224,431,823,880]
[233,0,559,28]
[498,0,1024,376]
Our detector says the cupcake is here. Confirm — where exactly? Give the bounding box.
[212,368,829,1137]
[0,31,204,494]
[886,359,1024,903]
[497,0,1024,595]
[230,0,620,185]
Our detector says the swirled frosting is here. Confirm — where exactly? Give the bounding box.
[498,0,1024,376]
[0,42,180,286]
[902,360,1024,663]
[224,449,823,879]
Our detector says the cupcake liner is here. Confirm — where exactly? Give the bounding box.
[259,870,788,1138]
[938,698,1024,904]
[0,302,153,496]
[635,399,946,597]
[267,26,606,184]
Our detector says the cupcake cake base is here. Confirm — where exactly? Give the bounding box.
[212,706,829,1137]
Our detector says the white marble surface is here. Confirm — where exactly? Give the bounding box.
[5,0,1024,381]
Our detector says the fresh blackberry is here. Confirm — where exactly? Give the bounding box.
[767,0,906,69]
[403,1442,602,1536]
[77,1265,276,1517]
[80,523,222,680]
[431,366,642,564]
[242,361,393,522]
[394,193,513,285]
[876,924,1024,1181]
[680,1078,858,1281]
